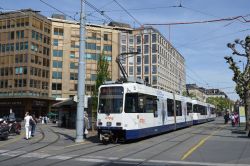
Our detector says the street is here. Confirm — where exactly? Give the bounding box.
[0,118,249,166]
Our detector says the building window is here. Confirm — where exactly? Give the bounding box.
[52,71,62,79]
[104,45,112,52]
[152,44,157,53]
[152,34,157,43]
[152,75,157,85]
[152,54,157,64]
[152,65,157,74]
[70,62,78,69]
[70,52,75,58]
[121,35,126,44]
[54,28,64,36]
[53,60,62,68]
[144,45,149,54]
[137,46,141,54]
[70,73,78,80]
[52,83,62,90]
[91,74,96,81]
[144,55,149,64]
[137,56,141,65]
[136,35,141,44]
[144,65,149,74]
[129,66,133,75]
[137,66,141,75]
[86,43,96,50]
[104,34,109,41]
[129,35,134,44]
[53,39,58,46]
[144,34,149,44]
[53,50,63,57]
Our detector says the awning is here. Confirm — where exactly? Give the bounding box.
[52,98,76,108]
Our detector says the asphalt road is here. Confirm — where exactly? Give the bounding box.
[0,118,249,166]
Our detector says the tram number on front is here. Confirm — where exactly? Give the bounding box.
[105,116,114,121]
[139,118,145,124]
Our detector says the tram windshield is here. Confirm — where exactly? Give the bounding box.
[98,86,124,114]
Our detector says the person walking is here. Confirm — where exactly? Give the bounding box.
[24,112,34,140]
[83,111,90,139]
[31,114,37,137]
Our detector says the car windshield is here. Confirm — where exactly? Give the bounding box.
[98,86,124,114]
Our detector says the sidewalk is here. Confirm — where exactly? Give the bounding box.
[36,123,98,144]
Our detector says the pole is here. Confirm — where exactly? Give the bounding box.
[75,0,86,142]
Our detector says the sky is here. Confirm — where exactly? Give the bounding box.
[1,0,250,101]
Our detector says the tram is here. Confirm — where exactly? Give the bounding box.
[96,80,216,144]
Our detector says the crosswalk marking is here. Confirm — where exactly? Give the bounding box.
[1,150,25,157]
[75,158,107,163]
[1,149,250,166]
[22,152,51,158]
[48,155,74,160]
[0,150,9,153]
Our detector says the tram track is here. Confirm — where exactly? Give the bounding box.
[0,127,59,163]
[98,123,221,166]
[0,121,219,166]
[35,122,219,166]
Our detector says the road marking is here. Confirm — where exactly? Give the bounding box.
[1,150,25,157]
[0,149,249,166]
[149,160,250,166]
[0,150,9,153]
[0,132,25,148]
[63,141,89,148]
[121,158,145,162]
[181,125,226,160]
[75,158,107,163]
[48,155,74,160]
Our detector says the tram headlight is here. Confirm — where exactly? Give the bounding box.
[97,119,102,126]
[116,122,121,126]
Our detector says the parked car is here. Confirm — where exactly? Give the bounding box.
[0,118,9,140]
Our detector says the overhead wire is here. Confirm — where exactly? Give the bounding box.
[113,0,143,27]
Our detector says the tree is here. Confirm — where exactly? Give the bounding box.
[92,52,110,120]
[206,97,233,114]
[224,36,250,136]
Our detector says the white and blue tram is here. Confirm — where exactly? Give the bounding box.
[97,82,215,143]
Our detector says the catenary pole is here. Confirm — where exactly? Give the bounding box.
[75,0,86,142]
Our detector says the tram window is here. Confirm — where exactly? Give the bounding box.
[187,102,192,114]
[145,97,157,113]
[167,99,174,117]
[211,108,215,114]
[193,104,198,113]
[176,100,182,116]
[125,93,157,113]
[125,93,137,113]
[98,86,124,114]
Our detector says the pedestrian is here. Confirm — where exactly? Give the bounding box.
[230,113,235,127]
[31,114,37,137]
[224,111,229,124]
[24,112,34,140]
[41,116,44,124]
[44,116,47,124]
[83,111,90,139]
[234,112,239,126]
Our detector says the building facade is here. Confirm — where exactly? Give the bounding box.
[206,89,228,98]
[0,9,53,118]
[186,84,206,102]
[0,9,187,118]
[49,17,131,99]
[120,27,186,94]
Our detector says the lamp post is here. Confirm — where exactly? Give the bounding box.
[75,0,86,142]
